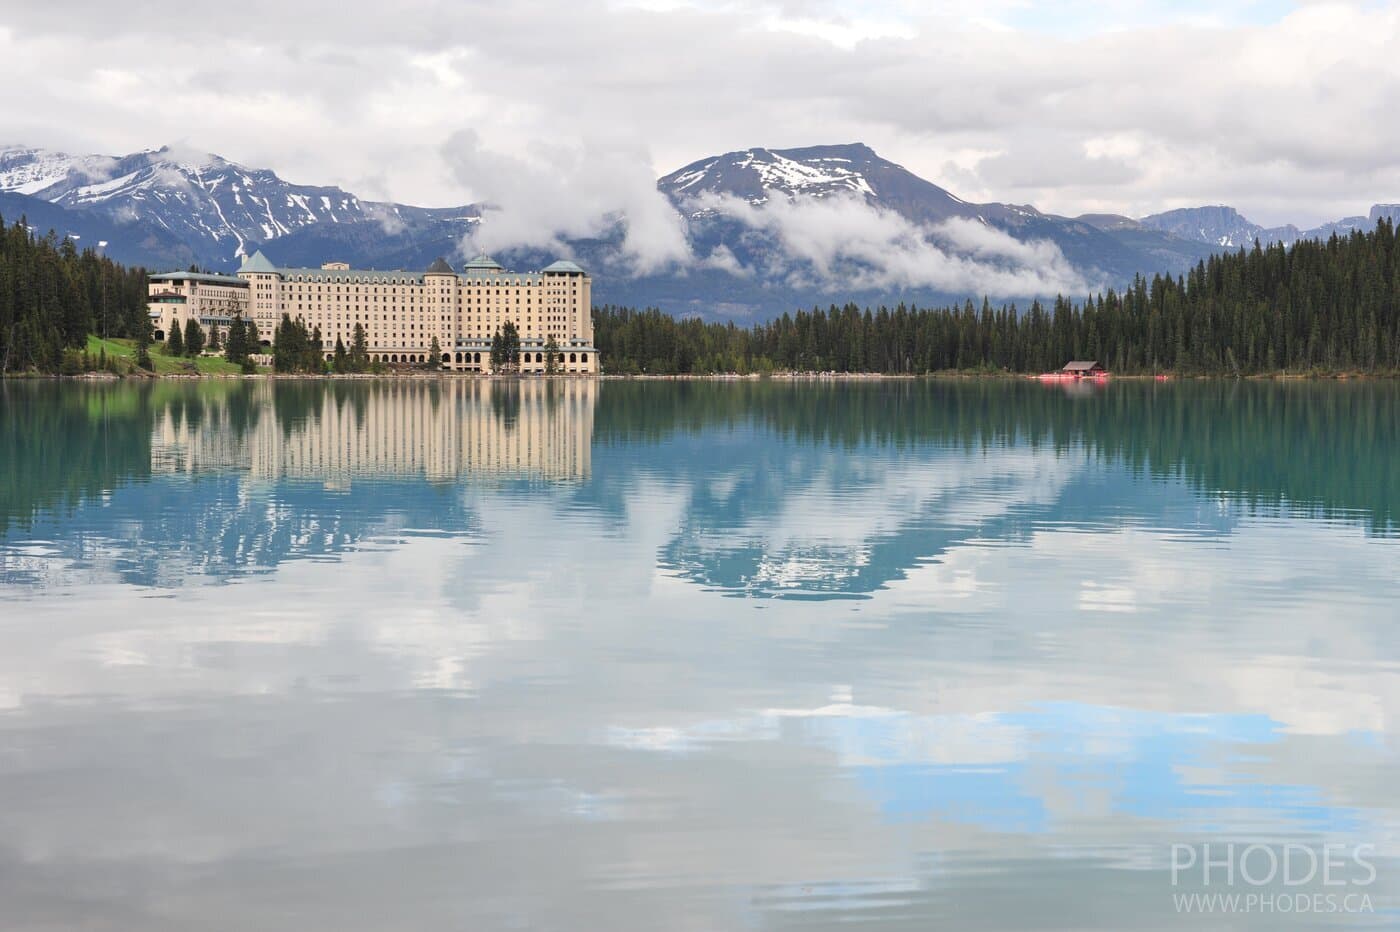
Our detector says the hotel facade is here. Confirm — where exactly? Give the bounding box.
[148,251,599,374]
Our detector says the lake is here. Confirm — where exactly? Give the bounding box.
[1,378,1396,930]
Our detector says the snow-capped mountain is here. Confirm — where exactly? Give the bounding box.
[658,142,1209,293]
[0,146,119,196]
[1139,203,1400,250]
[660,143,981,221]
[2,140,1395,318]
[0,145,481,267]
[659,142,1052,229]
[1137,206,1301,248]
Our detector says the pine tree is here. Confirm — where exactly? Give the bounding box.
[428,335,442,370]
[544,334,559,374]
[225,314,248,365]
[333,337,348,374]
[307,324,324,373]
[497,320,521,373]
[350,323,369,372]
[273,314,298,372]
[135,315,154,371]
[166,321,184,356]
[183,318,205,357]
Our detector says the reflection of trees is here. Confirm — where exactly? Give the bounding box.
[2,379,1394,591]
[271,380,329,438]
[490,381,521,432]
[0,382,157,534]
[594,381,1399,532]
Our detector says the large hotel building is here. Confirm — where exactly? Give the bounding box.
[148,251,599,374]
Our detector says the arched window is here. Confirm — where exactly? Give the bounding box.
[569,353,577,363]
[536,352,543,363]
[442,353,451,363]
[474,352,481,363]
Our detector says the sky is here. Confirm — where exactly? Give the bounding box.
[1,0,1398,229]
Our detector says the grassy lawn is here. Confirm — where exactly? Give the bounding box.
[86,335,250,375]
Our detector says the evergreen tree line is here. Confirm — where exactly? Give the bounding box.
[0,214,150,373]
[165,316,209,358]
[222,315,257,373]
[272,314,383,374]
[595,222,1400,376]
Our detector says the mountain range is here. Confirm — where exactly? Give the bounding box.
[0,142,1394,318]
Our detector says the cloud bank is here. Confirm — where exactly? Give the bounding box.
[1,0,1398,235]
[683,192,1094,296]
[442,131,691,275]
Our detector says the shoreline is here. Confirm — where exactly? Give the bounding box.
[35,361,1363,386]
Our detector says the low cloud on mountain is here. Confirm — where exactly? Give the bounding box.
[438,131,1094,298]
[442,131,690,275]
[683,192,1093,296]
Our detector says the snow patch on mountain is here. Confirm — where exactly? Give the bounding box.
[0,146,116,196]
[741,150,877,200]
[0,144,484,266]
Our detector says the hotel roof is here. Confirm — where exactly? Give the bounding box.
[223,252,587,283]
[149,270,248,286]
[238,250,278,274]
[542,259,585,274]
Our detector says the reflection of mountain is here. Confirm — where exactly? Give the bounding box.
[0,380,1394,594]
[650,450,1235,599]
[584,381,1398,597]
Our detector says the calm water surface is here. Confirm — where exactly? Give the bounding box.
[1,379,1397,930]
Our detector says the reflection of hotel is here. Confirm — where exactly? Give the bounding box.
[148,252,599,374]
[152,380,595,483]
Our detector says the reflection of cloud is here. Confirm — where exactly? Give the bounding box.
[662,447,1082,597]
[611,693,1386,837]
[3,442,1400,930]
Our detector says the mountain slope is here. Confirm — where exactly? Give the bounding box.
[1138,206,1301,248]
[1140,204,1400,250]
[2,140,1393,319]
[0,145,482,269]
[659,143,1211,290]
[0,190,196,269]
[661,143,978,223]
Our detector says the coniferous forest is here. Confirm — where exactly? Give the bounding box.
[595,222,1400,376]
[0,215,149,374]
[3,213,1400,378]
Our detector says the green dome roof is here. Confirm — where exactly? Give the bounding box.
[542,259,585,274]
[463,254,503,270]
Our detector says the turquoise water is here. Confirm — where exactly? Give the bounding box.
[1,379,1397,929]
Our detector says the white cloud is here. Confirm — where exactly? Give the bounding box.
[686,191,1093,296]
[0,0,1397,230]
[442,130,691,273]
